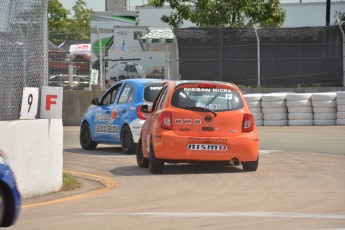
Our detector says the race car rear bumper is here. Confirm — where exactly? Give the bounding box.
[152,130,259,162]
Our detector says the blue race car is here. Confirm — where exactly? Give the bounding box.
[80,79,164,154]
[0,150,21,227]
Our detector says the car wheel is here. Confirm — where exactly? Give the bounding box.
[136,137,149,168]
[149,140,164,174]
[242,156,259,172]
[0,189,5,227]
[121,125,137,155]
[80,122,98,150]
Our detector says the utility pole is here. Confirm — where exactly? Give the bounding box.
[326,0,331,26]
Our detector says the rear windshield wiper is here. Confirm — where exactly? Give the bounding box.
[184,106,217,117]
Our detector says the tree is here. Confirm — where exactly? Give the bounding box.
[147,0,286,28]
[48,0,92,45]
[48,0,70,44]
[70,0,92,41]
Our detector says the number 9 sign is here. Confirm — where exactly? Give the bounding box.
[20,87,39,119]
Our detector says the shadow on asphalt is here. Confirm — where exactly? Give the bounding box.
[64,146,125,156]
[110,163,243,176]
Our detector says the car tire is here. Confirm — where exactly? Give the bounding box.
[243,156,259,172]
[149,140,164,174]
[0,188,5,227]
[80,122,98,150]
[136,137,149,168]
[121,125,136,155]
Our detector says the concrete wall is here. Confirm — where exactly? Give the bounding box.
[63,90,103,126]
[0,119,63,199]
[62,87,345,126]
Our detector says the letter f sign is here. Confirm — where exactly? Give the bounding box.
[40,86,63,119]
[46,95,58,110]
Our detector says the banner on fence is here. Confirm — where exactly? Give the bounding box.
[90,69,99,85]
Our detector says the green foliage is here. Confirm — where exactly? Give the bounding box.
[146,0,157,6]
[62,172,82,191]
[48,0,91,45]
[70,0,92,40]
[48,0,70,44]
[334,11,345,24]
[149,0,286,28]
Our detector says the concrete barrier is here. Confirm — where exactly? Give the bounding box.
[0,119,63,199]
[63,90,103,126]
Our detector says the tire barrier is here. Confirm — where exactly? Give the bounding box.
[261,93,289,126]
[336,91,345,126]
[337,112,345,119]
[311,93,337,126]
[244,94,263,126]
[243,91,345,126]
[286,93,313,126]
[262,107,287,114]
[287,107,313,113]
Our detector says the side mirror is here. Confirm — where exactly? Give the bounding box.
[91,98,99,105]
[140,104,150,113]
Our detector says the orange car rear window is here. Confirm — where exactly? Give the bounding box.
[171,87,244,111]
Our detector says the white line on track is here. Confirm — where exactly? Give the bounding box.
[79,211,345,219]
[259,150,283,154]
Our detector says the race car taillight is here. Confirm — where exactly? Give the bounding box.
[243,114,255,132]
[160,111,172,130]
[137,105,148,120]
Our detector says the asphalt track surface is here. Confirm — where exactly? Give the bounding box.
[11,126,345,230]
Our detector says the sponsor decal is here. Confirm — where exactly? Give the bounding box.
[110,111,119,122]
[194,119,201,125]
[96,124,119,134]
[184,88,211,92]
[183,88,233,93]
[213,89,233,93]
[96,113,110,122]
[207,104,221,109]
[188,144,227,151]
[175,119,182,124]
[179,128,190,131]
[150,86,163,90]
[188,137,228,142]
[184,119,192,124]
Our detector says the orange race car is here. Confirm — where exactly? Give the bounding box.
[136,81,259,174]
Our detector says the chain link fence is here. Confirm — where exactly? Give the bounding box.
[0,0,46,121]
[174,25,345,88]
[89,27,178,90]
[48,29,176,91]
[48,33,91,90]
